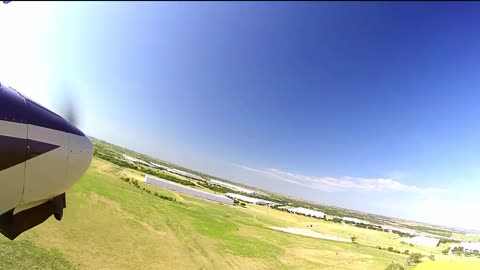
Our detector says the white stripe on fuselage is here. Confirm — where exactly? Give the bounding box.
[1,120,72,211]
[0,119,81,145]
[0,120,28,139]
[0,120,28,214]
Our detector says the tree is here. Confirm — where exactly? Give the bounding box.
[403,250,409,255]
[351,236,357,243]
[408,253,423,265]
[385,263,404,270]
[452,246,464,255]
[428,254,435,261]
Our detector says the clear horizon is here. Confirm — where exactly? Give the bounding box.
[92,134,480,233]
[2,2,480,231]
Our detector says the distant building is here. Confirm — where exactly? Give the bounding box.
[210,179,255,194]
[287,207,325,219]
[149,162,170,170]
[458,242,480,253]
[123,154,153,167]
[145,175,233,205]
[400,236,440,248]
[224,193,277,206]
[166,168,205,181]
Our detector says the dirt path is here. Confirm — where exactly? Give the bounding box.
[270,226,351,242]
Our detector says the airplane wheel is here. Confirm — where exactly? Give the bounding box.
[52,194,65,221]
[54,211,63,221]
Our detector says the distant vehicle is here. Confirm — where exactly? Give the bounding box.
[0,83,93,240]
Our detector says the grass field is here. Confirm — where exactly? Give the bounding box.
[0,158,478,269]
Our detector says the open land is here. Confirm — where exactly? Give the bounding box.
[1,138,479,270]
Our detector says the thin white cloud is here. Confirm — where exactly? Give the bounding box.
[235,165,444,194]
[233,164,266,174]
[384,171,410,181]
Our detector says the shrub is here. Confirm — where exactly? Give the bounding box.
[408,253,423,265]
[452,246,464,255]
[385,263,404,270]
[439,238,460,245]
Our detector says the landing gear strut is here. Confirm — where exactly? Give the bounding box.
[52,194,66,221]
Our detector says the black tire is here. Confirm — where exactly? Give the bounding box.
[54,211,63,221]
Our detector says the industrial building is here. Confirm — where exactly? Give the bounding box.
[123,154,152,167]
[210,179,254,194]
[400,236,440,248]
[145,175,233,205]
[286,207,325,219]
[166,168,205,181]
[123,155,176,173]
[143,160,206,182]
[224,193,277,206]
[149,162,170,170]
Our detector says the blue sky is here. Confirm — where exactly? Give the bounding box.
[2,2,480,230]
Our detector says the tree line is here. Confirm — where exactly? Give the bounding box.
[94,149,196,187]
[448,246,480,257]
[120,177,177,202]
[383,252,432,270]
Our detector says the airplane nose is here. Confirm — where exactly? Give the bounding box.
[67,134,93,186]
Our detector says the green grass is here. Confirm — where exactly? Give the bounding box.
[1,158,477,269]
[451,232,480,243]
[0,239,76,270]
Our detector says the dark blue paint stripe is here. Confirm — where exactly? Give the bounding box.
[0,135,60,171]
[0,84,85,136]
[0,84,28,124]
[0,136,27,171]
[25,98,85,137]
[27,139,61,160]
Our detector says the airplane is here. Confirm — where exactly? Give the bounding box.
[0,82,93,240]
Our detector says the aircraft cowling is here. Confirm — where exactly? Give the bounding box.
[0,82,93,240]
